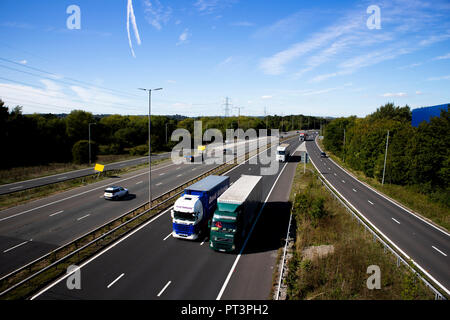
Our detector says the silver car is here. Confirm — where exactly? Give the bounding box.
[104,186,129,200]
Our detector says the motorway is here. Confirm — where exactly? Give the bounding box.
[31,136,302,299]
[0,134,291,279]
[0,153,171,196]
[307,135,450,296]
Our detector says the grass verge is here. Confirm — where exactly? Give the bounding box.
[283,162,434,300]
[0,158,170,210]
[0,153,168,185]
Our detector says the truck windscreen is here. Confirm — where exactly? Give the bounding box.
[173,210,196,221]
[277,150,286,155]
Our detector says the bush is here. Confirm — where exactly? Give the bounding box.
[98,143,123,155]
[129,144,148,156]
[72,140,98,164]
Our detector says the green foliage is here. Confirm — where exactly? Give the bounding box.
[323,103,449,206]
[129,144,148,156]
[293,189,328,226]
[72,140,97,164]
[0,98,330,169]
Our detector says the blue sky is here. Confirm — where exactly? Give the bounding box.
[0,0,449,117]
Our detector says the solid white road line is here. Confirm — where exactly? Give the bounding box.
[9,186,23,190]
[163,233,172,241]
[3,240,29,253]
[77,214,90,221]
[176,174,183,177]
[56,176,68,180]
[217,151,292,300]
[352,189,357,193]
[159,173,165,176]
[107,273,125,288]
[136,181,143,185]
[49,210,64,217]
[392,218,401,225]
[368,200,374,205]
[157,281,172,297]
[432,246,447,257]
[156,183,162,186]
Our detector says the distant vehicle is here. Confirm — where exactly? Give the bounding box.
[104,186,129,200]
[276,144,289,162]
[320,152,327,158]
[185,155,194,163]
[299,132,308,141]
[210,175,263,252]
[172,175,230,240]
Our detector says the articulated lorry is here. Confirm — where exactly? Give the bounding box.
[276,144,289,162]
[172,175,230,240]
[210,175,263,252]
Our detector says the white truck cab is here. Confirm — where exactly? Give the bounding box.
[276,144,289,162]
[171,195,204,240]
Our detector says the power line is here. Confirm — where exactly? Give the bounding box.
[0,57,143,100]
[0,76,145,113]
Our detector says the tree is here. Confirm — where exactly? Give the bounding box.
[66,110,94,143]
[72,140,98,164]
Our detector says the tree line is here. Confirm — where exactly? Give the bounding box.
[323,103,449,206]
[0,99,328,168]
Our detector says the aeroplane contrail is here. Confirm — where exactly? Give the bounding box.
[127,0,142,58]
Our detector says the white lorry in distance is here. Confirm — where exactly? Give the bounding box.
[276,144,289,162]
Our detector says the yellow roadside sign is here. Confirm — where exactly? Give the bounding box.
[198,145,206,151]
[94,163,105,172]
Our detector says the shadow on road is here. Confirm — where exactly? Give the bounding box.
[242,200,293,255]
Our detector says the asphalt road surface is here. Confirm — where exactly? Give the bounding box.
[31,136,302,299]
[0,135,291,279]
[0,153,171,196]
[307,134,450,296]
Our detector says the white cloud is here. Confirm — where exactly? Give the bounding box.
[194,0,236,14]
[127,0,142,58]
[415,91,423,95]
[259,16,360,75]
[230,21,255,27]
[177,29,190,45]
[382,92,407,97]
[261,95,273,99]
[143,0,172,30]
[433,53,450,60]
[18,60,27,65]
[427,75,450,81]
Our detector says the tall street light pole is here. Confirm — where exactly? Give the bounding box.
[382,130,390,185]
[139,87,163,208]
[88,122,96,165]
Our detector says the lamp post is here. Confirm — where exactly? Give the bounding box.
[88,122,96,165]
[139,87,163,207]
[382,130,390,185]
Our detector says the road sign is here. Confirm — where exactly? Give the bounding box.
[94,164,105,172]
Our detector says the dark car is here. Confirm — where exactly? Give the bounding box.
[320,152,327,158]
